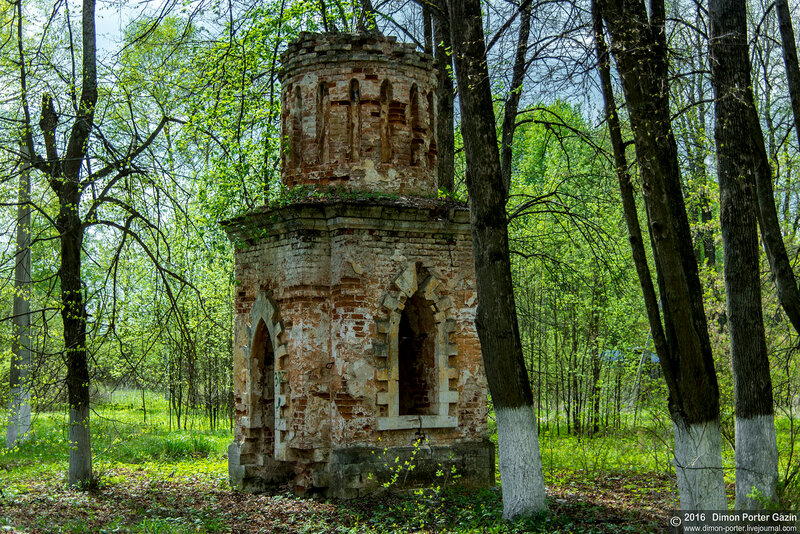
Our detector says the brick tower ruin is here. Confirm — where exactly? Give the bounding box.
[224,32,494,497]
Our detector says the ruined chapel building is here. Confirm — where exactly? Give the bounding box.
[223,32,494,497]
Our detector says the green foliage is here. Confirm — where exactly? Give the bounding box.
[505,101,656,438]
[181,1,317,221]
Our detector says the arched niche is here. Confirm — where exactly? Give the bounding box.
[375,263,459,431]
[316,81,330,164]
[349,78,361,162]
[380,80,393,163]
[243,293,290,461]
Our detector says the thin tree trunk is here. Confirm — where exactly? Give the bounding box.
[57,0,98,487]
[708,0,778,508]
[7,139,32,448]
[433,0,455,194]
[423,3,432,55]
[776,0,800,148]
[446,0,546,518]
[593,0,726,510]
[500,3,531,196]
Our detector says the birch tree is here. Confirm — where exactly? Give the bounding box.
[6,139,32,448]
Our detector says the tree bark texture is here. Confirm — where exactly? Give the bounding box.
[755,0,800,335]
[591,0,669,374]
[53,0,97,487]
[708,0,778,508]
[433,0,455,194]
[500,3,531,197]
[7,140,32,448]
[776,0,800,149]
[446,0,546,518]
[596,0,726,509]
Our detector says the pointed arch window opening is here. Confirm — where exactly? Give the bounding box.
[376,265,459,431]
[241,294,289,462]
[250,319,276,458]
[398,292,437,416]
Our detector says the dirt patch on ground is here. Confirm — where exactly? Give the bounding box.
[0,468,677,532]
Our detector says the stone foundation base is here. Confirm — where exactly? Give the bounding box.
[323,439,495,498]
[228,441,294,492]
[229,439,495,497]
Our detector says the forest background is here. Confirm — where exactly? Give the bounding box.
[1,0,800,531]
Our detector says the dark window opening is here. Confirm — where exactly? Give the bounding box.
[398,293,437,416]
[252,319,275,457]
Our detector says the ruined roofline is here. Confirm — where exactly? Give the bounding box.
[279,32,434,82]
[220,197,470,239]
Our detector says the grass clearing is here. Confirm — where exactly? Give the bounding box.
[8,389,793,532]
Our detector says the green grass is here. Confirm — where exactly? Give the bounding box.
[0,388,231,489]
[3,390,800,532]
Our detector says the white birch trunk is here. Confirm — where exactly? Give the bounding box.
[673,419,727,510]
[495,405,547,519]
[68,405,92,486]
[736,414,778,509]
[7,141,32,449]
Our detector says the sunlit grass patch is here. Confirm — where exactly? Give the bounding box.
[0,388,231,492]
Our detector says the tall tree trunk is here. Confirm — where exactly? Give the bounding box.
[7,139,32,448]
[433,0,455,195]
[423,3,432,55]
[61,183,92,486]
[708,0,778,509]
[500,3,531,197]
[740,1,800,333]
[776,0,800,149]
[33,0,99,487]
[695,36,716,267]
[61,175,92,486]
[594,0,726,510]
[446,0,546,519]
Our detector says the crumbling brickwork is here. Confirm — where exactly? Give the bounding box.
[224,32,494,497]
[280,33,438,196]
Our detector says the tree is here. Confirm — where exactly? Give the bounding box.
[747,0,800,334]
[776,0,800,152]
[445,0,546,519]
[11,0,185,486]
[6,138,32,448]
[594,0,727,509]
[432,0,455,194]
[500,1,531,197]
[708,0,779,508]
[20,0,101,484]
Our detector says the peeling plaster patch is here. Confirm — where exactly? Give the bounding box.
[346,256,365,276]
[458,367,475,388]
[347,360,374,398]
